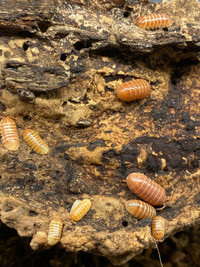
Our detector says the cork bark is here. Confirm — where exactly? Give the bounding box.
[0,0,200,264]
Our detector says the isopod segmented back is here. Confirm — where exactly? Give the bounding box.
[48,218,63,246]
[116,79,151,102]
[126,173,166,206]
[0,116,20,151]
[152,216,165,241]
[23,129,49,154]
[125,199,156,219]
[135,13,172,30]
[70,199,91,221]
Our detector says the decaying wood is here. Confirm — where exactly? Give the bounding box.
[0,0,200,265]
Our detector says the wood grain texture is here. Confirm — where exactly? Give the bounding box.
[0,0,200,265]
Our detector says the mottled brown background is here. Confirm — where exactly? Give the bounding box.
[0,0,200,265]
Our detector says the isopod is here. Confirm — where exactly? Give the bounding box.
[125,199,156,219]
[126,173,166,206]
[23,129,49,154]
[70,200,82,213]
[116,79,151,101]
[0,116,20,151]
[152,216,165,241]
[70,199,91,221]
[135,13,171,30]
[48,218,63,246]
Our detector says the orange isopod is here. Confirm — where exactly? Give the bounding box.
[152,216,165,241]
[0,116,20,151]
[23,129,49,154]
[70,199,91,221]
[125,199,156,219]
[48,218,63,246]
[126,173,166,206]
[116,79,151,101]
[135,13,172,30]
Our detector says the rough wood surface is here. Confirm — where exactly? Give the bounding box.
[0,0,200,264]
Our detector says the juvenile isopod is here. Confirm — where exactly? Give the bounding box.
[23,129,49,154]
[135,13,172,30]
[48,218,63,246]
[152,216,165,241]
[70,199,91,221]
[126,173,166,206]
[116,79,151,102]
[125,199,156,219]
[0,116,20,151]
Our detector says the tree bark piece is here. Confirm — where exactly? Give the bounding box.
[0,0,200,265]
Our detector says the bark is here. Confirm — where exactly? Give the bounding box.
[0,0,200,264]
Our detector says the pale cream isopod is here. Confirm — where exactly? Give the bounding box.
[48,218,63,246]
